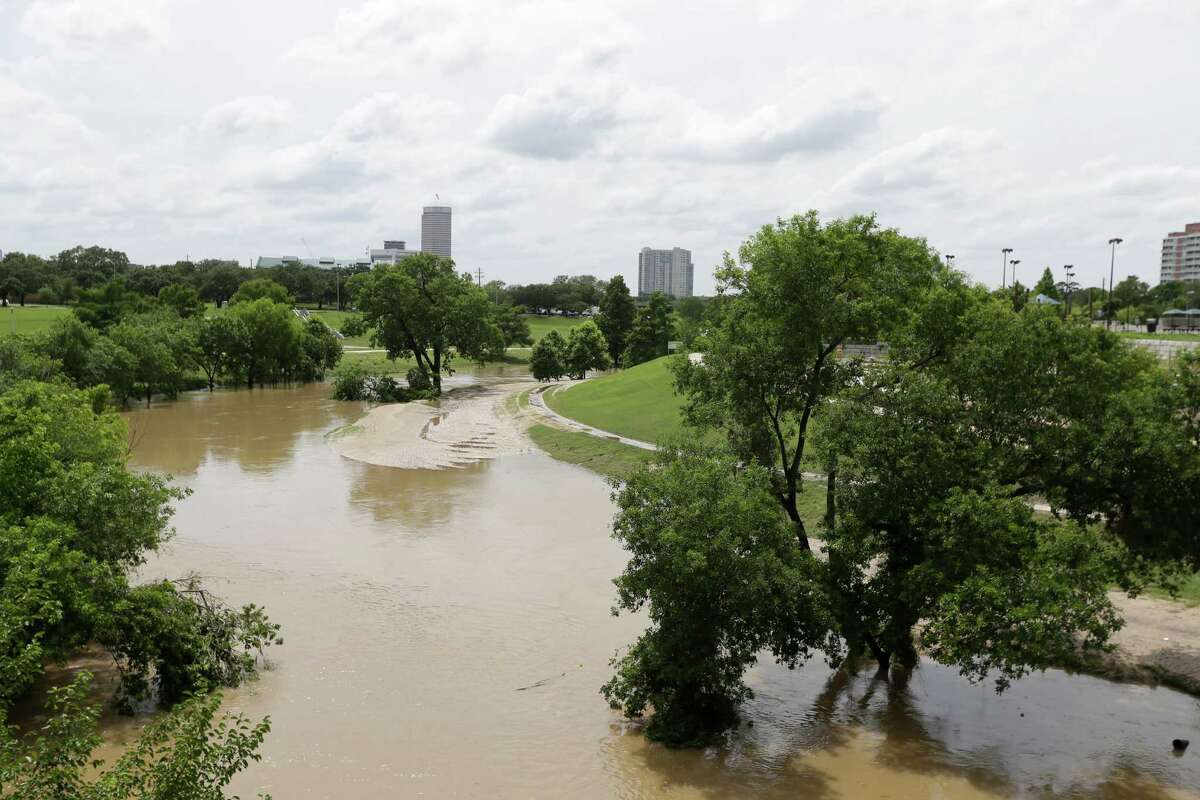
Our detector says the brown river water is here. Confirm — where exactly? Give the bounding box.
[86,375,1200,798]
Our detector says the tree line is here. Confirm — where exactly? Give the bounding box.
[603,212,1200,746]
[0,246,365,310]
[1,277,341,407]
[0,377,280,794]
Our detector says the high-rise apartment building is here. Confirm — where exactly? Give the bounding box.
[1162,222,1200,283]
[638,247,693,298]
[422,206,452,258]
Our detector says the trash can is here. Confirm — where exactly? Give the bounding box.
[1147,320,1158,333]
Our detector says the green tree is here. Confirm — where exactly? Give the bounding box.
[158,283,205,319]
[108,314,188,407]
[54,246,129,290]
[530,330,566,382]
[1033,267,1059,300]
[0,381,280,707]
[602,443,830,746]
[198,266,243,307]
[0,673,271,799]
[563,320,611,379]
[492,304,534,348]
[624,293,675,366]
[74,279,152,330]
[36,315,98,385]
[674,212,956,541]
[226,299,302,389]
[597,275,636,366]
[230,278,292,306]
[346,254,504,395]
[189,315,249,391]
[298,317,343,381]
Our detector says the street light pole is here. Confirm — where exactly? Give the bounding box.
[1002,248,1014,289]
[1064,265,1075,317]
[1107,237,1123,330]
[945,254,956,267]
[1009,259,1021,290]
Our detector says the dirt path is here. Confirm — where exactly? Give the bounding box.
[1105,592,1200,691]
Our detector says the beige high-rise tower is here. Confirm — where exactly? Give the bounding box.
[422,206,452,258]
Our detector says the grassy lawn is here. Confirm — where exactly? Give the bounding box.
[1144,572,1200,606]
[1116,331,1200,342]
[543,356,688,444]
[525,314,584,343]
[527,423,654,480]
[0,305,71,337]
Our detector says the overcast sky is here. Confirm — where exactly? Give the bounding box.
[1,0,1198,294]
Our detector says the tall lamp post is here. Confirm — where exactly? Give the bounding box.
[1064,264,1076,317]
[1107,237,1123,329]
[1008,259,1021,290]
[1002,248,1014,288]
[945,254,956,267]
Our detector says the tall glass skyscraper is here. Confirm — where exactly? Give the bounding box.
[637,247,693,297]
[421,206,452,258]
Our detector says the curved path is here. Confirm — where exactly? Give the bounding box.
[527,383,659,451]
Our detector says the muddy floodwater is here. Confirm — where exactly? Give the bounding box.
[108,378,1200,799]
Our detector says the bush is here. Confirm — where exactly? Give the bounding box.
[330,360,433,403]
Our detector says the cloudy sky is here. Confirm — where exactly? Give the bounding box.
[1,0,1197,294]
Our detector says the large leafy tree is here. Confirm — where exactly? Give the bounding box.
[603,443,831,746]
[0,381,278,708]
[597,275,636,366]
[674,211,960,545]
[529,330,566,382]
[347,254,504,395]
[230,278,291,306]
[608,213,1196,745]
[226,298,303,389]
[563,321,610,379]
[624,293,675,366]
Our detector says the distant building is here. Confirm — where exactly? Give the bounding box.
[370,240,417,264]
[254,255,370,269]
[1162,222,1200,283]
[422,206,452,258]
[638,247,693,298]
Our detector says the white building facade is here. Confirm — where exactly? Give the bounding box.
[638,247,693,297]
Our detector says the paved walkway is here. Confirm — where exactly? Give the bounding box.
[527,383,658,451]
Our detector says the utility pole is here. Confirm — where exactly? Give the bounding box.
[1002,248,1014,289]
[1107,237,1123,329]
[1064,265,1076,317]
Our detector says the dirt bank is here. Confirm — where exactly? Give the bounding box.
[330,382,533,469]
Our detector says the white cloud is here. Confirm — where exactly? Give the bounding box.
[331,93,460,143]
[286,0,638,75]
[201,96,293,137]
[833,128,1001,200]
[20,0,167,52]
[482,71,883,163]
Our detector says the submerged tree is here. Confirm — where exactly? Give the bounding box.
[347,254,504,395]
[606,212,1197,745]
[530,330,567,382]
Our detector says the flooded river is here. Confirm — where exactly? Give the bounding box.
[109,378,1200,798]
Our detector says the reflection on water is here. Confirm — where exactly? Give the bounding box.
[113,383,1200,799]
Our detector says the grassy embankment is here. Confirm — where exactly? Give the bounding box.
[0,304,71,336]
[531,356,828,523]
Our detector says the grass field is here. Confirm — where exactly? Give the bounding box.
[527,424,654,480]
[525,314,584,343]
[543,356,688,444]
[1116,331,1200,342]
[1145,572,1200,606]
[0,305,71,337]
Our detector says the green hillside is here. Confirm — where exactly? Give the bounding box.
[543,356,688,444]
